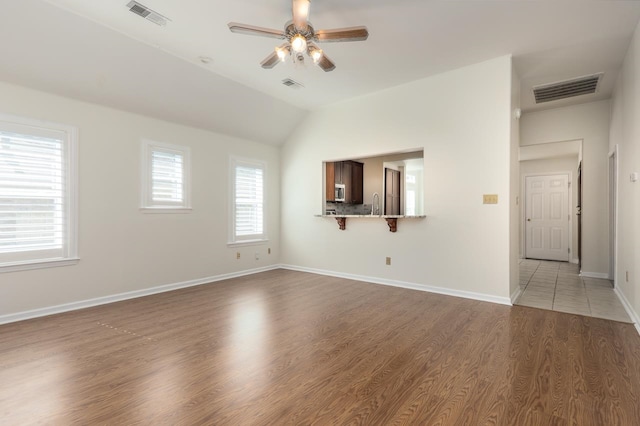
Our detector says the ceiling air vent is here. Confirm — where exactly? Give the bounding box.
[533,73,603,104]
[126,1,170,26]
[282,78,304,89]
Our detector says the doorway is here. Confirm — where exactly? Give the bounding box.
[524,173,570,261]
[577,162,582,267]
[384,168,401,215]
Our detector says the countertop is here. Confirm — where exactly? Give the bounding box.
[316,214,426,218]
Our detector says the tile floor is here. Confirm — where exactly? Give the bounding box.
[516,259,632,323]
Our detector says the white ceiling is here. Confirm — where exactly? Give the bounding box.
[1,0,639,145]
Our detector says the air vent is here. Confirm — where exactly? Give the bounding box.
[126,1,170,26]
[282,78,304,89]
[533,73,603,104]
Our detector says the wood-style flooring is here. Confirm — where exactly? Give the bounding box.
[1,269,640,425]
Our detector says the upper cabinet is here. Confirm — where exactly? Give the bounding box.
[349,161,363,204]
[326,160,363,204]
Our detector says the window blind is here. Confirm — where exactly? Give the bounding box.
[235,165,264,238]
[151,149,184,204]
[0,130,65,257]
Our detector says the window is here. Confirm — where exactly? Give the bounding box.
[141,140,191,212]
[229,157,266,244]
[0,114,78,272]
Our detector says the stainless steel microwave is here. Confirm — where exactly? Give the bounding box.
[335,184,345,202]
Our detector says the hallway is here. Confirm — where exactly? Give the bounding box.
[516,259,631,323]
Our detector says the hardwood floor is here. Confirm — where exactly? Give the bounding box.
[1,269,640,425]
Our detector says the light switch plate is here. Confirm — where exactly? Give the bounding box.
[483,194,498,204]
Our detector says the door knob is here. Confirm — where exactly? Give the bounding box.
[527,218,531,221]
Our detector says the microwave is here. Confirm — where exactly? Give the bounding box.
[335,184,346,202]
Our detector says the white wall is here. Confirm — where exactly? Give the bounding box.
[520,156,580,261]
[610,19,640,323]
[520,100,611,275]
[0,81,280,318]
[510,64,521,299]
[281,56,513,301]
[360,156,383,206]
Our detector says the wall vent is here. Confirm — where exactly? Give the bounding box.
[126,1,170,26]
[533,73,603,104]
[282,78,304,89]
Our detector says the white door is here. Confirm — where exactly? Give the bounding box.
[525,174,570,261]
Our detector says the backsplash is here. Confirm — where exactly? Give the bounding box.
[326,202,372,215]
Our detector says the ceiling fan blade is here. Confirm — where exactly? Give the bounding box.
[315,26,369,43]
[292,0,311,30]
[261,52,280,69]
[228,22,286,39]
[317,53,336,72]
[260,43,289,69]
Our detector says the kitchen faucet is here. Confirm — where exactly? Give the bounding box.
[371,192,380,215]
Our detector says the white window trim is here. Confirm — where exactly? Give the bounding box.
[228,156,268,246]
[140,139,192,213]
[0,113,79,273]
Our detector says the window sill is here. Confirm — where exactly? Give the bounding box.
[0,257,80,274]
[140,207,192,214]
[227,239,269,248]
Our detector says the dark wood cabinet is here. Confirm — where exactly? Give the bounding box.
[350,161,363,204]
[342,161,352,202]
[326,160,363,204]
[325,162,335,201]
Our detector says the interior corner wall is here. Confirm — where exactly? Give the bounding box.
[520,100,611,276]
[510,62,521,299]
[280,56,513,300]
[610,19,640,322]
[0,81,281,318]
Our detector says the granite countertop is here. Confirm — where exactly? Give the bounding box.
[316,214,427,218]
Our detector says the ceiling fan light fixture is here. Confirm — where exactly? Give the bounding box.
[229,0,368,72]
[275,46,289,62]
[291,34,307,53]
[310,48,323,64]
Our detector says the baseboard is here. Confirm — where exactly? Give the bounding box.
[580,271,610,279]
[570,258,579,265]
[510,286,523,304]
[614,287,640,336]
[280,264,512,306]
[0,265,280,325]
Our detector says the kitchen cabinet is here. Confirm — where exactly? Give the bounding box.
[325,162,335,201]
[326,160,363,204]
[342,161,352,201]
[350,161,363,204]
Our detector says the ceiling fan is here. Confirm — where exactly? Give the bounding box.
[228,0,369,72]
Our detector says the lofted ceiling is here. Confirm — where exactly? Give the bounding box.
[1,0,639,145]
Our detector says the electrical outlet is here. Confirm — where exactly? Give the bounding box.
[236,252,240,260]
[268,248,271,255]
[626,271,629,282]
[255,252,260,260]
[386,257,391,266]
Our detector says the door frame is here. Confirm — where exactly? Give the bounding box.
[521,171,573,262]
[608,145,619,284]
